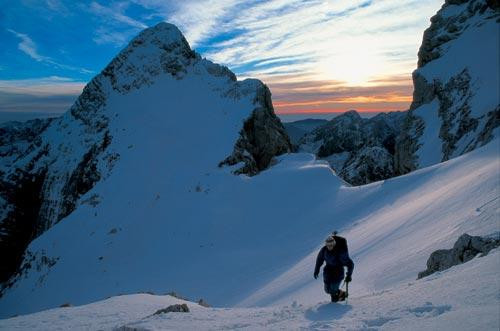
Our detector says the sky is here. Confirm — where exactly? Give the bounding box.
[0,0,444,118]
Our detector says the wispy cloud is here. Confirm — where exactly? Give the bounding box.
[45,0,71,16]
[7,29,94,74]
[7,29,50,62]
[87,1,149,46]
[89,2,147,29]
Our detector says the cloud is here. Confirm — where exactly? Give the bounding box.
[7,29,94,74]
[89,2,147,29]
[265,75,413,113]
[0,76,85,113]
[137,0,441,91]
[7,29,50,62]
[87,1,149,46]
[0,76,85,96]
[131,0,242,46]
[45,0,71,16]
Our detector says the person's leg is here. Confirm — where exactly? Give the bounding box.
[323,282,330,294]
[329,280,342,302]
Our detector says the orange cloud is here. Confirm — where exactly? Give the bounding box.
[265,74,414,115]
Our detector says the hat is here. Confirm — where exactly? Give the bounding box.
[325,235,336,244]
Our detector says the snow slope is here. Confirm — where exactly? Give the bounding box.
[1,138,498,330]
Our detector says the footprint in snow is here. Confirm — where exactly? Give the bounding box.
[304,303,352,321]
[408,302,452,317]
[363,316,400,327]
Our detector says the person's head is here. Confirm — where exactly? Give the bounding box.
[325,236,336,251]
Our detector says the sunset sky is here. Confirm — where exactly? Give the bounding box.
[0,0,443,118]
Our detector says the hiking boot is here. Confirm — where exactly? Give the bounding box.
[330,291,339,302]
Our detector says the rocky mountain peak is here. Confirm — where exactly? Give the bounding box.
[342,110,362,119]
[100,22,197,94]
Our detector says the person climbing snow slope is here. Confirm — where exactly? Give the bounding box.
[314,234,354,302]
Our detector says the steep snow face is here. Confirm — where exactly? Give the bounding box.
[0,23,290,290]
[298,110,405,185]
[395,0,500,173]
[239,139,500,308]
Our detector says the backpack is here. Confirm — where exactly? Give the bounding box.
[332,232,349,255]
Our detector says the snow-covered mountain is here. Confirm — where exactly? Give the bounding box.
[297,110,405,185]
[0,22,291,311]
[395,0,499,174]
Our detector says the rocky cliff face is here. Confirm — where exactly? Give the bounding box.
[0,22,290,289]
[0,118,55,284]
[395,0,500,174]
[298,110,405,185]
[219,84,291,175]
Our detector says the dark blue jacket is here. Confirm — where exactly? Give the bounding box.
[314,246,354,283]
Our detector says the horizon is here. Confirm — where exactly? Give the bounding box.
[1,1,443,116]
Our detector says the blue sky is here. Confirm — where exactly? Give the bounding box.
[0,0,443,115]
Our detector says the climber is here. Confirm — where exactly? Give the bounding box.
[313,233,354,302]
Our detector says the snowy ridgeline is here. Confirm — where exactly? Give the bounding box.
[0,140,499,330]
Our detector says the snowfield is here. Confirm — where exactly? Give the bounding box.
[1,139,498,330]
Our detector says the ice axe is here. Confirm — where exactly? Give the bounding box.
[340,279,349,304]
[345,281,349,304]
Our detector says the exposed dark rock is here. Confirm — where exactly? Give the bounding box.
[339,147,395,186]
[198,299,210,307]
[58,136,111,223]
[0,168,48,284]
[418,233,500,279]
[219,84,292,175]
[153,304,190,315]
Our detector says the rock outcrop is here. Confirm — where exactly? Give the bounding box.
[395,0,500,174]
[153,303,190,315]
[418,233,500,279]
[297,110,405,185]
[219,84,292,175]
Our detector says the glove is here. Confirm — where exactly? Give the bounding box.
[345,275,352,283]
[314,272,318,280]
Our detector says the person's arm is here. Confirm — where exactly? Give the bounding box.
[340,252,354,279]
[313,247,325,278]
